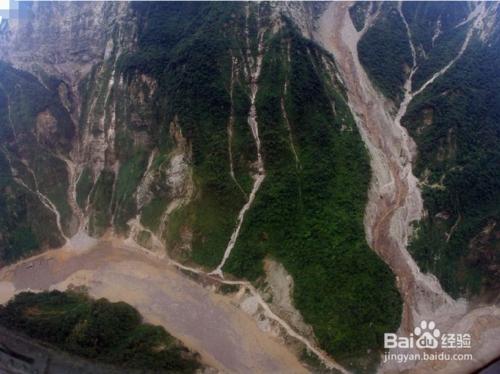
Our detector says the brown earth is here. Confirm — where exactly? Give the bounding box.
[312,3,500,373]
[0,239,309,374]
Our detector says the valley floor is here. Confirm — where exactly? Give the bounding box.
[0,238,308,374]
[313,3,500,373]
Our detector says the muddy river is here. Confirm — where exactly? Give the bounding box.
[0,239,308,373]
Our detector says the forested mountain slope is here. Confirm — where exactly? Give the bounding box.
[0,2,498,373]
[320,2,500,372]
[356,1,500,300]
[0,2,401,371]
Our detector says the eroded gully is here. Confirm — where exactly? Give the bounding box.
[314,2,500,372]
[211,25,266,278]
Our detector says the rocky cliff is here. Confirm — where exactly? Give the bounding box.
[0,2,498,373]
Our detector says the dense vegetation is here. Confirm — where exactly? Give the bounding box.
[0,291,201,373]
[223,25,402,369]
[355,1,499,299]
[404,34,500,298]
[1,3,404,370]
[358,3,413,102]
[401,1,469,55]
[349,2,371,32]
[0,63,73,262]
[119,2,254,266]
[119,3,402,368]
[355,1,472,98]
[401,1,470,89]
[3,7,498,374]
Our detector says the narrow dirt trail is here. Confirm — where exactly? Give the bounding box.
[163,255,347,373]
[126,204,347,371]
[0,240,309,374]
[314,3,500,372]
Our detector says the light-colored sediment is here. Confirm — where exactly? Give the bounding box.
[0,82,73,239]
[125,213,347,372]
[0,239,308,374]
[56,153,84,234]
[263,259,314,340]
[1,222,348,372]
[157,121,194,243]
[211,9,267,277]
[313,2,500,373]
[1,147,69,242]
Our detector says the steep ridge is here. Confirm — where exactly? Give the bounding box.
[312,2,500,372]
[400,1,500,299]
[0,3,369,372]
[0,1,137,245]
[315,0,443,332]
[0,62,75,257]
[3,2,498,372]
[0,86,69,241]
[211,11,266,277]
[4,156,69,242]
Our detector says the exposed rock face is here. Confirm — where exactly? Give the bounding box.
[263,258,315,340]
[35,109,58,144]
[301,2,500,373]
[1,2,499,373]
[0,1,140,241]
[0,1,135,85]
